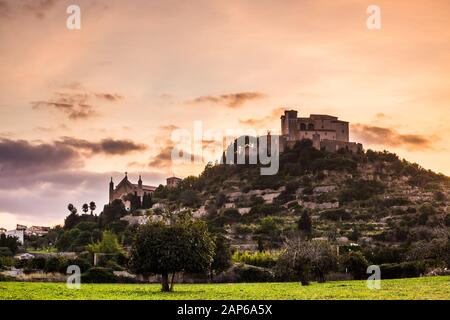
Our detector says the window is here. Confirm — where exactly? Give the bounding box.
[308,123,314,130]
[300,123,306,130]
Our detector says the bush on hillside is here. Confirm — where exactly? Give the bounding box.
[82,267,117,283]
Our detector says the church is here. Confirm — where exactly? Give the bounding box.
[109,173,181,204]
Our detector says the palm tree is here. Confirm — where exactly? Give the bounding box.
[68,203,78,214]
[89,201,96,215]
[82,203,89,215]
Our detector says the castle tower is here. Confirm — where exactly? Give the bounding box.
[280,109,298,140]
[138,175,142,188]
[109,177,114,203]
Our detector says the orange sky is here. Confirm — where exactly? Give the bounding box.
[0,0,449,228]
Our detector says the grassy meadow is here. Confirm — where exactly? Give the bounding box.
[0,276,449,300]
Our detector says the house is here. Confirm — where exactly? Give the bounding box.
[166,176,182,188]
[5,229,24,245]
[26,226,50,236]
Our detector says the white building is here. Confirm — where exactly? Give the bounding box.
[5,229,24,245]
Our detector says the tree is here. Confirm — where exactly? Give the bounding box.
[64,212,80,229]
[82,203,89,214]
[340,251,368,280]
[179,190,201,207]
[89,201,97,215]
[298,211,312,235]
[276,237,337,285]
[142,193,153,209]
[99,199,127,227]
[129,218,215,292]
[87,231,125,255]
[210,234,232,280]
[0,234,20,254]
[55,228,81,251]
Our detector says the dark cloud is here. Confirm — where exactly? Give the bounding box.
[31,100,95,120]
[0,138,83,174]
[351,124,435,150]
[148,135,198,169]
[59,137,147,155]
[148,144,174,168]
[187,92,266,108]
[31,87,123,120]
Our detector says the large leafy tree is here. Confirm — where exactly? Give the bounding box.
[129,218,215,291]
[0,234,20,254]
[276,237,337,285]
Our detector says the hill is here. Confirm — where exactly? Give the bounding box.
[147,139,449,265]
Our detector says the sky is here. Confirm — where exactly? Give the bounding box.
[0,0,449,229]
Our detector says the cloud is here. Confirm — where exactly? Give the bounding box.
[31,87,123,120]
[0,0,57,19]
[239,107,287,127]
[148,127,199,169]
[187,92,266,108]
[58,137,147,156]
[0,138,83,174]
[148,144,174,168]
[159,124,179,131]
[351,124,435,150]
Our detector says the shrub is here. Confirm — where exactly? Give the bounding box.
[0,273,14,282]
[0,247,13,257]
[257,217,282,236]
[104,260,125,271]
[363,247,403,264]
[340,251,368,280]
[26,257,46,271]
[70,257,92,273]
[233,264,274,282]
[0,256,14,270]
[339,179,385,203]
[276,238,338,285]
[232,251,278,268]
[44,256,69,273]
[380,261,426,279]
[248,204,282,218]
[320,209,351,221]
[82,267,117,283]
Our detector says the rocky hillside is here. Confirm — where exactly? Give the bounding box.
[149,139,449,257]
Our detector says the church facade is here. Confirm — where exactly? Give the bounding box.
[109,173,181,204]
[109,173,156,204]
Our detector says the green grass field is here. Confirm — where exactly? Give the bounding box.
[0,276,448,300]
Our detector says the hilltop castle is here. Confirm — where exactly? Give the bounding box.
[109,173,181,204]
[279,110,362,153]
